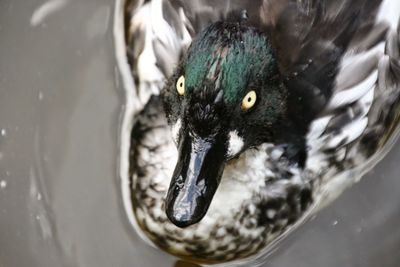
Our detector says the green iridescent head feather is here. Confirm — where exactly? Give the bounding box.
[184,21,278,103]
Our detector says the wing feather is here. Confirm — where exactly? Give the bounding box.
[126,0,193,108]
[306,0,400,183]
[262,0,383,129]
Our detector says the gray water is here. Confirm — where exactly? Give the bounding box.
[1,0,400,266]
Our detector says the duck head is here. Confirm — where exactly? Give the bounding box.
[162,21,292,228]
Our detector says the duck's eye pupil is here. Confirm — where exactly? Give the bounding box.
[247,97,252,102]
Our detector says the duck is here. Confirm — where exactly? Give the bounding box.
[117,0,400,264]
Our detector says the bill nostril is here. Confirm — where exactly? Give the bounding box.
[175,176,185,191]
[176,176,184,186]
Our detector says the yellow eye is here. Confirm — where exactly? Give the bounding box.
[241,90,257,110]
[176,75,185,96]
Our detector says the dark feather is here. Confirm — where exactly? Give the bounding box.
[262,0,383,126]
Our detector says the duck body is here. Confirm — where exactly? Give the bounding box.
[131,96,312,262]
[122,0,400,263]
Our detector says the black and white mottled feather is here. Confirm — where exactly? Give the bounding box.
[116,0,400,264]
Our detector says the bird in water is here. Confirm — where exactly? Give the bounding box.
[117,0,400,263]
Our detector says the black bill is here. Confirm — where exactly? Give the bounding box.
[165,132,227,228]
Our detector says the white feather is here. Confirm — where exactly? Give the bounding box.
[376,0,400,29]
[227,131,244,157]
[327,70,377,109]
[171,119,181,145]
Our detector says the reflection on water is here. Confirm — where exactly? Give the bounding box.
[30,0,67,27]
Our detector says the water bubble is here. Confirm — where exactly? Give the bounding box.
[1,129,6,136]
[38,91,44,100]
[332,220,338,226]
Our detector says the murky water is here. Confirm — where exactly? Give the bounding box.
[1,0,400,267]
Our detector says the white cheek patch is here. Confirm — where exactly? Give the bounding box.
[227,131,244,157]
[171,118,181,145]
